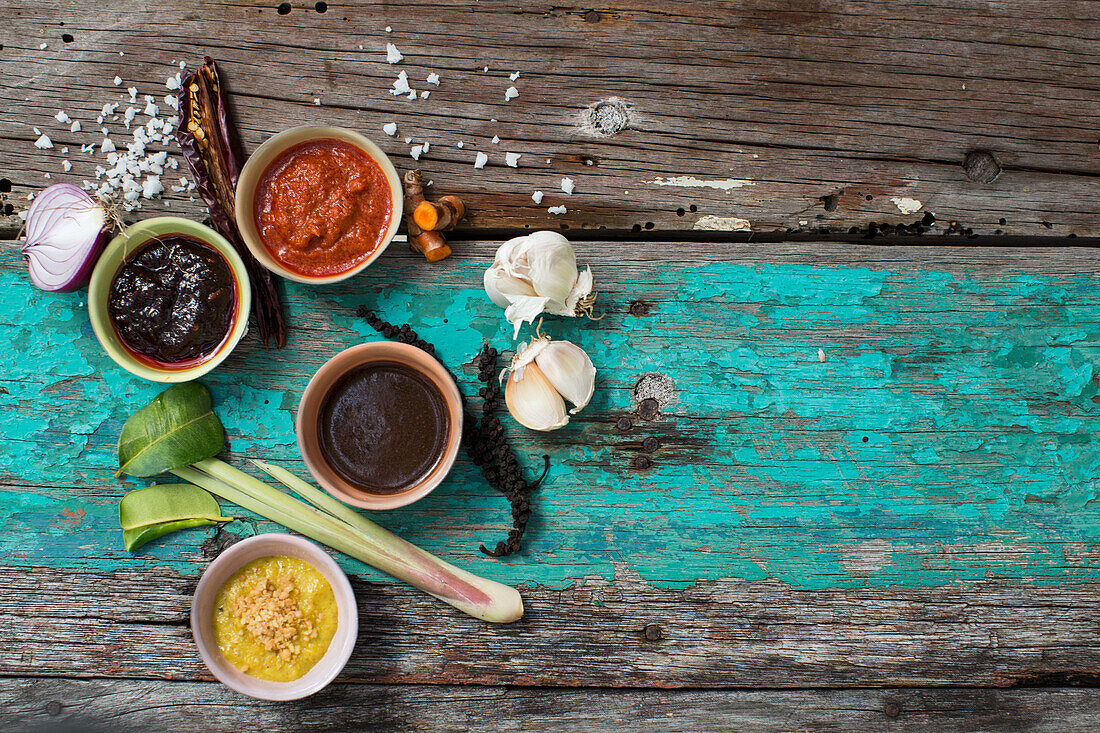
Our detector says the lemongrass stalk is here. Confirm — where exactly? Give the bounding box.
[251,459,377,528]
[175,461,523,623]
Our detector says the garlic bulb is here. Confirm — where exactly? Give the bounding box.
[504,337,596,431]
[483,231,595,338]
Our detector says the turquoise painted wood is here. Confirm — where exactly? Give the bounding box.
[1,244,1098,593]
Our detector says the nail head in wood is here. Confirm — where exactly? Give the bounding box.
[643,623,663,641]
[883,701,901,718]
[586,99,630,136]
[633,455,652,470]
[616,417,633,431]
[963,150,1001,183]
[642,437,660,453]
[638,398,660,421]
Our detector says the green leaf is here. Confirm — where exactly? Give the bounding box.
[123,517,218,552]
[119,483,233,530]
[117,383,226,477]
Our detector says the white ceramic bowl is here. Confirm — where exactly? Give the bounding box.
[190,533,358,700]
[234,125,403,284]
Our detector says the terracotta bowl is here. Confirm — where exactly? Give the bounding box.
[234,125,403,285]
[296,342,464,510]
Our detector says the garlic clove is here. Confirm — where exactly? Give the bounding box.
[535,340,595,413]
[564,266,594,315]
[505,362,569,431]
[484,262,537,308]
[523,231,577,303]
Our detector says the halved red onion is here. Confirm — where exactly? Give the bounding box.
[22,183,110,292]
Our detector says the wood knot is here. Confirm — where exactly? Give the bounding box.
[628,300,652,317]
[583,10,601,22]
[585,99,631,136]
[643,623,664,641]
[46,701,63,716]
[963,150,1001,183]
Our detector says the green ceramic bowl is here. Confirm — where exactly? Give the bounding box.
[87,217,251,383]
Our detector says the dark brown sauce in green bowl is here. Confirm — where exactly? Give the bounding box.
[318,361,451,495]
[107,234,236,368]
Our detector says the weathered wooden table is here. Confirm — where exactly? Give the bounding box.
[3,2,1099,731]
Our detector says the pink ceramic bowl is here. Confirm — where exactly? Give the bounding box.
[296,341,464,510]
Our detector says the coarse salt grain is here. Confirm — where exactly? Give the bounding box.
[456,141,464,148]
[390,70,412,96]
[70,120,81,133]
[420,91,430,99]
[385,26,392,32]
[313,98,321,105]
[504,86,519,101]
[39,43,47,50]
[113,76,122,86]
[382,122,397,136]
[505,152,521,167]
[474,152,488,169]
[54,111,71,123]
[410,144,423,160]
[532,190,544,204]
[100,138,115,153]
[62,160,72,171]
[491,136,500,144]
[34,134,53,149]
[548,205,567,215]
[510,71,520,81]
[561,177,575,195]
[386,43,403,64]
[426,73,440,85]
[166,74,181,91]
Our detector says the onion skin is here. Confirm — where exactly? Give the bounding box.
[22,183,109,293]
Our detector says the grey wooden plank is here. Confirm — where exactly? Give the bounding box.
[1,1,1098,237]
[3,565,1100,688]
[3,677,1100,732]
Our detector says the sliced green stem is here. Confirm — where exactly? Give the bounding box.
[174,461,523,623]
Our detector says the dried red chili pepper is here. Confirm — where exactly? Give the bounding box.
[176,56,287,348]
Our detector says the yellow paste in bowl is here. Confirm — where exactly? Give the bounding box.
[212,555,339,682]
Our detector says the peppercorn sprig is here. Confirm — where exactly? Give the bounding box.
[357,307,549,557]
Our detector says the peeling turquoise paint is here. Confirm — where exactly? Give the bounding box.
[1,252,1098,592]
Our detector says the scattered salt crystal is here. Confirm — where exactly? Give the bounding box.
[70,120,81,133]
[54,111,71,123]
[179,61,186,69]
[113,75,122,86]
[505,152,521,167]
[34,134,53,149]
[504,86,519,101]
[422,141,430,153]
[385,26,392,32]
[124,107,137,127]
[313,98,321,105]
[382,122,398,136]
[410,144,423,160]
[407,90,417,100]
[456,141,464,148]
[143,99,159,117]
[17,209,28,221]
[818,348,826,362]
[492,136,500,144]
[165,95,179,110]
[546,158,551,164]
[548,205,567,215]
[142,176,164,199]
[532,190,544,204]
[119,51,124,56]
[96,116,103,124]
[474,152,488,169]
[33,127,41,135]
[510,71,520,81]
[482,66,489,72]
[60,147,68,154]
[62,160,72,171]
[39,43,48,50]
[100,138,115,153]
[561,177,575,195]
[386,43,403,64]
[44,173,51,179]
[426,73,440,85]
[404,136,412,143]
[127,87,138,102]
[421,91,430,99]
[390,70,412,96]
[166,74,181,91]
